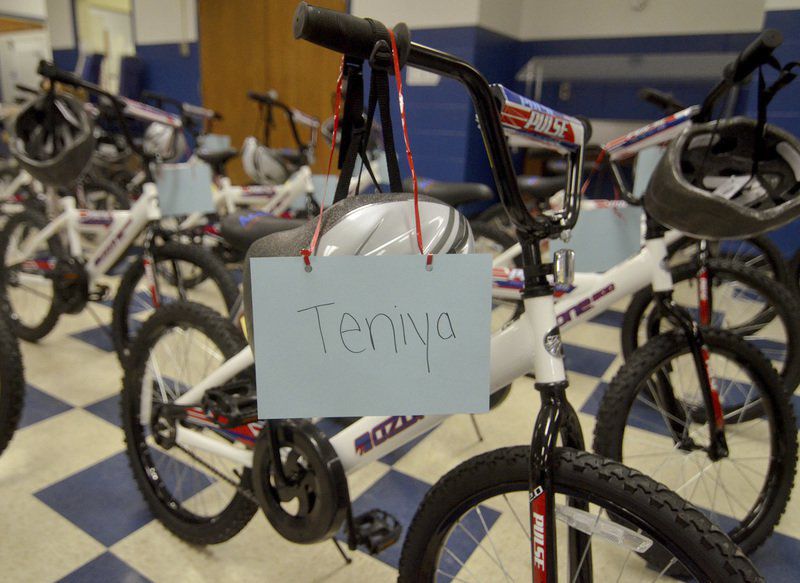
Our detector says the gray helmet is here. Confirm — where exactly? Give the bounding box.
[645,117,800,239]
[241,136,294,185]
[243,193,473,342]
[143,121,188,162]
[11,91,95,186]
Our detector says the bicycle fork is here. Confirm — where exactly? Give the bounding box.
[652,291,728,458]
[524,290,590,583]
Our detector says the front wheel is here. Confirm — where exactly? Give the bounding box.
[594,328,797,553]
[0,209,65,341]
[398,446,762,582]
[620,258,800,392]
[111,241,239,362]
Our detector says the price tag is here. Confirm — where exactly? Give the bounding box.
[249,254,492,419]
[156,160,215,216]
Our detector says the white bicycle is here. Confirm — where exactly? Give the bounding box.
[0,63,239,360]
[116,9,791,580]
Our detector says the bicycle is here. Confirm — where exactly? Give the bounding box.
[0,64,239,361]
[488,64,800,396]
[119,6,781,580]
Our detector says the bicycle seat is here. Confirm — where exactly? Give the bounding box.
[402,177,494,207]
[219,210,305,253]
[517,175,564,204]
[197,147,239,175]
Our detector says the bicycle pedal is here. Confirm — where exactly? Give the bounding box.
[88,285,111,302]
[352,509,402,555]
[202,381,257,428]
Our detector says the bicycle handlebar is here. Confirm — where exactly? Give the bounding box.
[724,28,783,83]
[638,88,686,114]
[293,2,576,239]
[293,2,411,68]
[247,89,280,106]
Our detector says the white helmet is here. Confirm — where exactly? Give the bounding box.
[243,193,473,341]
[241,136,294,185]
[143,122,188,162]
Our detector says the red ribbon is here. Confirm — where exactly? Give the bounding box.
[302,32,430,268]
[301,56,346,268]
[388,29,430,265]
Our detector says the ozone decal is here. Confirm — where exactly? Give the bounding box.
[556,283,615,326]
[354,415,424,456]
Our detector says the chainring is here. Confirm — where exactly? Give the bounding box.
[252,419,349,544]
[53,258,89,314]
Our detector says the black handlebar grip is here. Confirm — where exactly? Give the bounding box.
[293,2,411,67]
[37,60,87,88]
[294,2,381,60]
[724,28,783,83]
[638,88,686,114]
[574,115,593,143]
[247,90,276,105]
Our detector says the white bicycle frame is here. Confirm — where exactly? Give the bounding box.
[0,169,36,216]
[142,91,683,481]
[6,182,161,284]
[156,229,676,474]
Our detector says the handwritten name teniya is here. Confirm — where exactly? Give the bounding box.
[297,302,457,373]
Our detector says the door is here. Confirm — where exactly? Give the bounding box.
[198,0,346,184]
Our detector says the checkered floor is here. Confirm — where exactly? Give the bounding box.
[2,276,799,581]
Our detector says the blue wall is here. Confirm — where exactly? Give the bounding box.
[52,48,79,72]
[134,42,201,105]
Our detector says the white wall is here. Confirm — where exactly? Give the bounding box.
[350,0,481,28]
[765,0,800,8]
[516,0,765,40]
[132,0,196,45]
[0,0,46,20]
[353,0,767,39]
[45,0,74,49]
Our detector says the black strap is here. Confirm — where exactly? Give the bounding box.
[368,67,403,192]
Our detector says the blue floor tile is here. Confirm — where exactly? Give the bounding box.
[18,386,73,429]
[379,429,435,466]
[339,470,431,568]
[563,343,616,378]
[84,394,121,428]
[35,452,155,546]
[749,528,800,581]
[70,326,114,353]
[58,552,151,583]
[589,309,625,328]
[579,381,608,418]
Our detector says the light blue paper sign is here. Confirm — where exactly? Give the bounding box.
[250,254,492,419]
[156,161,216,216]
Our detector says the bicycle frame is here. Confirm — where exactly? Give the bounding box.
[6,182,161,284]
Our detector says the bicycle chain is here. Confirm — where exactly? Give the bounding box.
[173,442,261,506]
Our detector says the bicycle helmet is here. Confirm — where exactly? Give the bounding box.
[241,136,296,184]
[11,91,95,186]
[243,193,473,344]
[142,121,187,162]
[645,117,800,239]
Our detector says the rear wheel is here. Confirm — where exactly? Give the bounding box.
[0,209,65,341]
[121,301,257,544]
[398,446,762,582]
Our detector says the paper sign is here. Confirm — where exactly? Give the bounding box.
[156,160,216,216]
[249,254,492,419]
